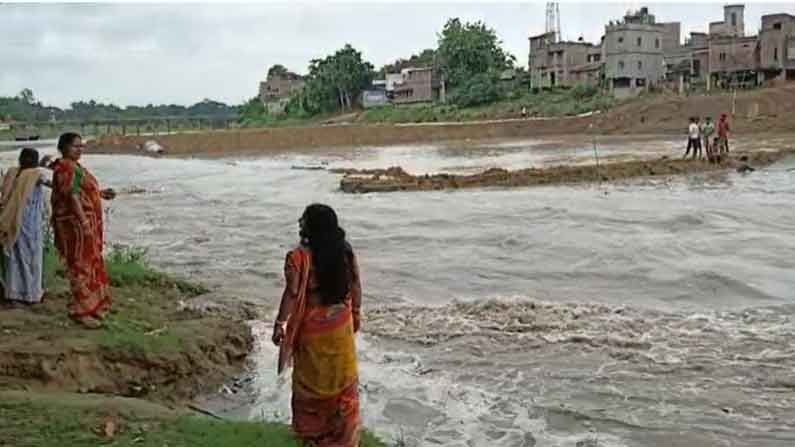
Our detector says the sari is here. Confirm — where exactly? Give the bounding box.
[0,167,46,303]
[50,159,111,319]
[279,246,362,447]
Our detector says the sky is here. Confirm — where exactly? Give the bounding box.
[2,1,794,108]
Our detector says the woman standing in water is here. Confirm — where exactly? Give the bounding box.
[0,148,48,304]
[51,132,116,328]
[272,204,362,447]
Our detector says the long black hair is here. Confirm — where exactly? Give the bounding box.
[18,148,39,171]
[300,204,352,305]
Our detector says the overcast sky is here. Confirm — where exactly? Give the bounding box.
[2,1,793,108]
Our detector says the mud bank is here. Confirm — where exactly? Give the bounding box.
[336,150,791,193]
[87,117,594,157]
[0,279,254,403]
[86,86,795,157]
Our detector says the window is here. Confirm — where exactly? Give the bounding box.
[619,60,625,70]
[655,38,660,49]
[618,36,624,44]
[731,13,737,27]
[774,47,779,61]
[773,23,782,30]
[638,61,643,70]
[720,52,727,61]
[637,37,642,47]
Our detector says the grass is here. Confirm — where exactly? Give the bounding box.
[0,391,387,447]
[357,87,617,125]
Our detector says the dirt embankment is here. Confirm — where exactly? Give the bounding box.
[87,85,795,157]
[0,281,255,403]
[594,83,795,135]
[336,150,791,194]
[88,116,593,157]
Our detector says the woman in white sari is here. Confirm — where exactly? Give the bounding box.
[0,148,48,304]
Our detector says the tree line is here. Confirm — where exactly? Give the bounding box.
[0,88,239,124]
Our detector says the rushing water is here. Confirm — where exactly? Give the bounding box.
[3,136,794,446]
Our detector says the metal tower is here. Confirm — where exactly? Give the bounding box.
[545,2,561,42]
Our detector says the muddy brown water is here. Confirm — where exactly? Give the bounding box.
[3,135,794,446]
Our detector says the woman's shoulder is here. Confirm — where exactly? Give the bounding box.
[52,158,77,173]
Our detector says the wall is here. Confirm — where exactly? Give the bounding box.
[393,69,435,104]
[724,5,745,37]
[709,37,758,73]
[660,22,681,51]
[604,24,665,83]
[759,15,795,72]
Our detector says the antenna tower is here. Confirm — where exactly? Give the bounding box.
[545,2,561,42]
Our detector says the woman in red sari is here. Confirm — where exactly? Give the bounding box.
[52,132,116,328]
[272,204,362,447]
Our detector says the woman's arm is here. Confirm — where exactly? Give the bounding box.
[272,252,300,346]
[350,253,362,333]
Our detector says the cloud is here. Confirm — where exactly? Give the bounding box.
[1,2,792,108]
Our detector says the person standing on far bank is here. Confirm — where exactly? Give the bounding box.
[684,117,702,160]
[717,113,731,154]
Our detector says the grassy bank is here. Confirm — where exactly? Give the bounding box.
[1,243,387,446]
[357,87,616,124]
[237,86,617,129]
[1,391,385,447]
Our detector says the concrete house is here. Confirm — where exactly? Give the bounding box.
[758,13,795,82]
[529,32,601,88]
[259,72,305,115]
[604,8,667,98]
[391,67,443,104]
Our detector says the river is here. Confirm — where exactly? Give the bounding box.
[3,136,794,446]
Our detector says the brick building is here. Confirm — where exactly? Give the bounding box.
[758,13,795,82]
[259,72,305,115]
[603,8,667,98]
[529,32,601,88]
[392,67,443,104]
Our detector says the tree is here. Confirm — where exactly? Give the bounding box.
[267,64,290,78]
[437,18,515,88]
[380,49,437,76]
[17,88,35,105]
[300,44,374,114]
[451,72,502,107]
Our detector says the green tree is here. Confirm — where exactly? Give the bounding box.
[267,64,290,78]
[17,88,35,105]
[380,49,437,76]
[451,72,502,107]
[301,44,374,114]
[437,18,515,88]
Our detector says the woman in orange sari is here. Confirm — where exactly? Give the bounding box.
[272,204,362,447]
[51,132,116,328]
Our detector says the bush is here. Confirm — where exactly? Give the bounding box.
[451,71,503,107]
[571,83,598,100]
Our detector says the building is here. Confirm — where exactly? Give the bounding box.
[525,3,795,96]
[529,32,601,87]
[604,7,667,98]
[758,13,795,82]
[391,67,443,104]
[259,72,305,115]
[709,4,746,38]
[361,90,389,108]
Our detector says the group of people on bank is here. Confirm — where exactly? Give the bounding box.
[0,133,363,445]
[685,113,731,162]
[0,132,116,328]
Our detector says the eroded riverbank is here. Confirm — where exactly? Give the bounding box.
[336,149,791,193]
